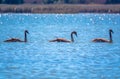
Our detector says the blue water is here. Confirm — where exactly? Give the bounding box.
[0,13,120,79]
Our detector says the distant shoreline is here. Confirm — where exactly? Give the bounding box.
[0,4,120,13]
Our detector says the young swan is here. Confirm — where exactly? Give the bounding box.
[49,31,77,43]
[92,29,114,43]
[4,30,29,42]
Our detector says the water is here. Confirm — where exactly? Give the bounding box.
[0,13,120,79]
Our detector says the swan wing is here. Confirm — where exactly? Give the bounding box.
[92,38,109,42]
[49,38,71,42]
[4,38,23,42]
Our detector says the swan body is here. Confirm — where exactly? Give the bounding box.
[49,38,71,42]
[49,31,77,43]
[4,38,23,42]
[92,38,110,42]
[92,29,113,43]
[4,30,29,42]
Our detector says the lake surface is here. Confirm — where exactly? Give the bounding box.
[0,13,120,79]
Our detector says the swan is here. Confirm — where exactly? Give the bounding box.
[92,29,114,43]
[4,30,29,42]
[49,31,77,43]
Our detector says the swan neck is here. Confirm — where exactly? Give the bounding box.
[24,32,27,42]
[71,33,74,42]
[109,31,112,43]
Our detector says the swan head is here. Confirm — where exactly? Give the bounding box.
[25,30,29,34]
[109,29,114,33]
[71,31,77,37]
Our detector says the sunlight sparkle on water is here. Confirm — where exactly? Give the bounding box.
[0,13,120,79]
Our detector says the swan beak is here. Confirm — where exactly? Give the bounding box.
[27,31,29,34]
[112,31,114,33]
[111,30,114,33]
[109,29,114,33]
[26,30,29,34]
[75,33,77,37]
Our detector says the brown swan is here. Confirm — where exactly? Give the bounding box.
[49,31,77,43]
[4,30,29,42]
[92,29,114,43]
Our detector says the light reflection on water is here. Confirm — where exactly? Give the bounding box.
[0,13,120,79]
